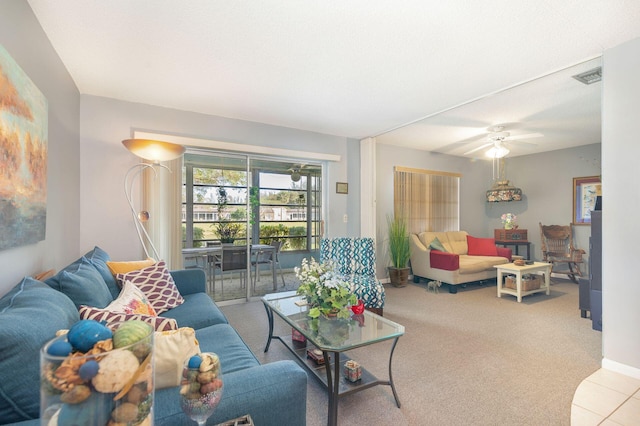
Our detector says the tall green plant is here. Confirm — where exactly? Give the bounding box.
[387,215,410,268]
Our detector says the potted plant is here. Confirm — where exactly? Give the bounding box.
[215,187,241,244]
[295,258,356,319]
[387,214,410,287]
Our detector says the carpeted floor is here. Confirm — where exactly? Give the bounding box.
[220,279,602,425]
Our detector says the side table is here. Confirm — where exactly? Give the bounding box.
[494,262,551,303]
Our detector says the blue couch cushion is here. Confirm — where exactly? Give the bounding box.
[0,278,80,423]
[154,361,307,426]
[45,256,113,308]
[159,292,228,329]
[195,324,259,374]
[84,246,120,299]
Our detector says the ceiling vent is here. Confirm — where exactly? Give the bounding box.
[572,67,602,85]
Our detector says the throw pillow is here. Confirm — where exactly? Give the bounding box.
[115,261,185,314]
[428,237,448,252]
[0,278,79,423]
[155,327,201,389]
[45,256,113,308]
[84,246,120,299]
[104,280,157,316]
[78,305,178,332]
[466,235,499,256]
[106,258,156,277]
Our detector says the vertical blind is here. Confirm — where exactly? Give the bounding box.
[393,167,461,234]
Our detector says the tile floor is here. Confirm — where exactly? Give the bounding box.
[572,368,640,425]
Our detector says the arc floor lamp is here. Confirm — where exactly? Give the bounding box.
[122,138,185,259]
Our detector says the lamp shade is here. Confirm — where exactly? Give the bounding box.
[122,139,185,163]
[486,180,523,202]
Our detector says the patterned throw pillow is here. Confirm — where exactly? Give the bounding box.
[104,280,157,316]
[78,306,178,331]
[115,261,185,314]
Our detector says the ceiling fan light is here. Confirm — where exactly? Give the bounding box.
[485,146,509,158]
[291,170,301,182]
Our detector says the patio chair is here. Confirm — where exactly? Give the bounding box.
[251,240,286,289]
[220,246,248,293]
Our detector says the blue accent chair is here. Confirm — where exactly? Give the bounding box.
[320,237,385,315]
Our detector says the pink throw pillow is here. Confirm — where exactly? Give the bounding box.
[466,235,498,256]
[115,260,185,314]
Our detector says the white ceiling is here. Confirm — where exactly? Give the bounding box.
[27,1,640,157]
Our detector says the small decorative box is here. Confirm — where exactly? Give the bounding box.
[343,360,362,382]
[291,328,306,348]
[307,348,327,365]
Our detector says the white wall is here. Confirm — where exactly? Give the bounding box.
[79,95,359,262]
[601,37,640,376]
[0,1,80,295]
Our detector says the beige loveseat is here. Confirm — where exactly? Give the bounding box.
[410,231,511,293]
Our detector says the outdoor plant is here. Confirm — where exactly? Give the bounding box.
[295,257,356,319]
[215,187,241,243]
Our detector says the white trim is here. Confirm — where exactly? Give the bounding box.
[601,358,640,380]
[360,137,376,238]
[133,131,341,162]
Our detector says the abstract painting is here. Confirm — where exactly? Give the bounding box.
[0,44,48,250]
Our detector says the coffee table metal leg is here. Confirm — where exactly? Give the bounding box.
[263,304,274,353]
[388,337,401,408]
[323,351,339,426]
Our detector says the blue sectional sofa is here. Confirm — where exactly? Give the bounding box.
[0,247,307,425]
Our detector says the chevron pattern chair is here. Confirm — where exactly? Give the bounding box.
[320,237,385,315]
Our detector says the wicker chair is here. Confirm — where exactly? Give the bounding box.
[539,222,585,283]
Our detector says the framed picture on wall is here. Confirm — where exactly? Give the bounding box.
[336,182,348,194]
[573,176,601,225]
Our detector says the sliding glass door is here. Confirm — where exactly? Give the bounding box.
[182,151,322,302]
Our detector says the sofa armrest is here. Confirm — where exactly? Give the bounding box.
[169,269,206,296]
[497,247,512,260]
[430,250,460,271]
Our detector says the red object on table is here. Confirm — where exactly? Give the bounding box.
[351,299,365,315]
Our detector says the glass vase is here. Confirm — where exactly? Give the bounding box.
[40,321,154,426]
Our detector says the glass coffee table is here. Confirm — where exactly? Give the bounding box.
[262,291,404,426]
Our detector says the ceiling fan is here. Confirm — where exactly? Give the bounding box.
[463,125,543,157]
[288,164,306,182]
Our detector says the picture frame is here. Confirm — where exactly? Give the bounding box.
[336,182,348,194]
[573,176,601,225]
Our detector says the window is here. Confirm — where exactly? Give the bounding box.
[393,166,460,233]
[182,153,322,252]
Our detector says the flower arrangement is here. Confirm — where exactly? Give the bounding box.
[295,258,356,319]
[501,213,517,229]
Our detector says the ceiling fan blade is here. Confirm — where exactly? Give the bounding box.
[508,140,538,149]
[435,133,487,153]
[504,132,544,141]
[463,142,494,156]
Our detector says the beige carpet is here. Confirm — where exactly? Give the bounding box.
[220,279,602,425]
